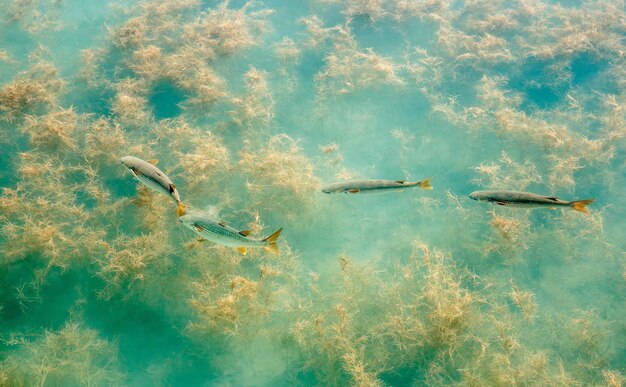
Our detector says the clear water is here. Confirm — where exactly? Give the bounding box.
[0,0,624,385]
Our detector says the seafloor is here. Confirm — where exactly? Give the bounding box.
[0,0,624,385]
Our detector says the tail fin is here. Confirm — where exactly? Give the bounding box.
[571,199,594,214]
[263,227,283,255]
[176,202,187,217]
[419,178,433,190]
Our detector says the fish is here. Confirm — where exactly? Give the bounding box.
[120,156,186,216]
[179,211,282,255]
[321,178,432,194]
[469,190,594,213]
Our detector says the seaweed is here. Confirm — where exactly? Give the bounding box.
[0,62,64,123]
[0,321,125,386]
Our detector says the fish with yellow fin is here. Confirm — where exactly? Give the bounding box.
[321,178,432,194]
[469,190,594,213]
[179,210,282,255]
[121,156,186,216]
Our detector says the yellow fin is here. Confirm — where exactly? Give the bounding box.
[419,178,433,190]
[176,202,186,217]
[265,243,279,255]
[148,159,159,165]
[237,247,247,255]
[571,199,594,214]
[238,230,251,236]
[262,227,282,255]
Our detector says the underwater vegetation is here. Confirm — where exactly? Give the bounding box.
[0,0,624,385]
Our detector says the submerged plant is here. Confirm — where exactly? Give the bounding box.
[509,280,537,322]
[0,62,64,123]
[239,134,319,216]
[473,152,541,191]
[230,68,275,130]
[0,321,125,386]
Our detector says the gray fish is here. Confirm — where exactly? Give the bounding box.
[121,156,186,216]
[469,190,593,213]
[179,211,282,255]
[321,178,432,194]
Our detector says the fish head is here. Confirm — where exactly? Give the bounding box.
[120,156,135,170]
[469,191,483,201]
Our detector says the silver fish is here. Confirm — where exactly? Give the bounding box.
[179,211,282,255]
[121,156,186,216]
[321,178,432,194]
[469,190,594,213]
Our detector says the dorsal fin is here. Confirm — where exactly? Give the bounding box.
[238,230,251,237]
[148,159,159,165]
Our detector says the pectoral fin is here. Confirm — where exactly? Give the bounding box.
[169,184,176,194]
[148,159,159,165]
[348,189,360,193]
[496,201,507,206]
[219,222,228,227]
[395,180,405,184]
[184,238,206,249]
[238,230,251,236]
[194,224,205,232]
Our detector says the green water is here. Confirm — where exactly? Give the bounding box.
[0,0,624,385]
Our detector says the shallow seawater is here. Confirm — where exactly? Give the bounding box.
[0,0,624,385]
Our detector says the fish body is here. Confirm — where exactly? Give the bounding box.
[179,212,282,254]
[321,178,432,194]
[469,190,593,213]
[121,156,186,216]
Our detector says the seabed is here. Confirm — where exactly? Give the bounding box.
[0,0,624,385]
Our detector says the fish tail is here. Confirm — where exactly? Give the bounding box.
[419,178,433,190]
[263,227,283,255]
[176,202,187,217]
[571,199,594,214]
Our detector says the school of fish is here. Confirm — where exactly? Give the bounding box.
[121,156,594,254]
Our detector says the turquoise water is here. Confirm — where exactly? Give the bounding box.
[0,0,624,385]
